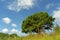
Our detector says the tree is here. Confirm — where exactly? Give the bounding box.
[22,12,55,33]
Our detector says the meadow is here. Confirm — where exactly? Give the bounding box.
[0,32,60,40]
[0,24,60,40]
[21,33,60,40]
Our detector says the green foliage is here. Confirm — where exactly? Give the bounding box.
[54,24,60,33]
[22,12,55,33]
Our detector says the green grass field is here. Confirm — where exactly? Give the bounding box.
[20,33,60,40]
[0,32,60,40]
[0,26,60,40]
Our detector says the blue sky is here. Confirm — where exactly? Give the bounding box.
[0,0,60,36]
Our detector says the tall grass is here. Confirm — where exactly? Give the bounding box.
[21,32,60,40]
[0,32,60,40]
[0,26,60,40]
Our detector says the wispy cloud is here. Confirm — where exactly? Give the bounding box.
[46,3,54,9]
[11,29,18,34]
[11,23,17,27]
[0,0,5,2]
[53,7,60,26]
[7,0,35,12]
[2,17,11,24]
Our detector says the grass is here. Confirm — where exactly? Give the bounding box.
[0,32,60,40]
[20,33,60,40]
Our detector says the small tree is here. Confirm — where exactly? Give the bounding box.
[22,12,55,33]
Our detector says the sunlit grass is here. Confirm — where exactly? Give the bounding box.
[20,32,60,40]
[0,32,60,40]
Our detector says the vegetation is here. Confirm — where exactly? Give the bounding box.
[53,24,60,34]
[0,12,60,40]
[0,27,60,40]
[22,12,55,33]
[0,33,21,40]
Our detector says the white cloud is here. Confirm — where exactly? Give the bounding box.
[2,28,8,33]
[46,3,54,9]
[7,0,35,12]
[11,23,17,27]
[53,11,60,18]
[11,29,18,34]
[18,31,29,36]
[53,7,60,26]
[2,17,11,24]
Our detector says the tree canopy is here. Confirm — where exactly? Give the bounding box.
[22,12,55,33]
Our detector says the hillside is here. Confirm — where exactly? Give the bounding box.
[0,32,60,40]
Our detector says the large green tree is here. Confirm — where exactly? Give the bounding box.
[22,12,55,33]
